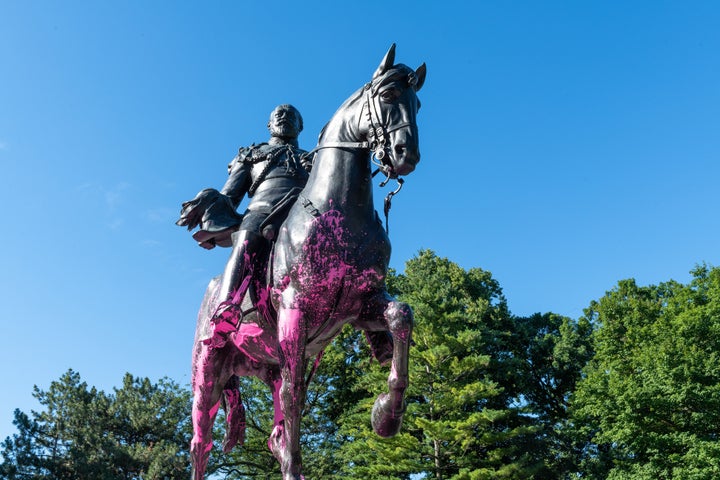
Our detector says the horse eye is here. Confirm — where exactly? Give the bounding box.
[380,90,396,102]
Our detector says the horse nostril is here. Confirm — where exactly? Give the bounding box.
[394,145,406,156]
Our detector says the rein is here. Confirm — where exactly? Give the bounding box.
[302,142,404,235]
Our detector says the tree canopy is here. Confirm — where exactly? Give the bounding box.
[2,252,718,479]
[0,371,191,480]
[572,265,720,479]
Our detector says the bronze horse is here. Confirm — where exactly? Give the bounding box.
[190,45,425,479]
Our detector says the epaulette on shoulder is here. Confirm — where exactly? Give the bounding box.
[235,143,250,158]
[237,143,268,164]
[250,143,282,164]
[227,144,259,173]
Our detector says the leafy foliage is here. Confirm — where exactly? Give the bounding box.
[0,370,192,480]
[5,254,718,479]
[572,265,720,479]
[503,312,594,478]
[325,250,582,479]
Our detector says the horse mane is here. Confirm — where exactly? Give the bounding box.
[315,83,366,145]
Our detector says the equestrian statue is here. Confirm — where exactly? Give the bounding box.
[177,44,426,479]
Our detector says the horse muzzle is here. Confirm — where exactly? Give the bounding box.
[389,144,419,176]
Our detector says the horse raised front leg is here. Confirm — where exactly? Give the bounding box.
[358,293,414,438]
[271,298,308,480]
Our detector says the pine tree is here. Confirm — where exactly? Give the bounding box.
[0,370,192,479]
[508,313,594,477]
[331,250,546,479]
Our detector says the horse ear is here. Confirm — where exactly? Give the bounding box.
[373,43,396,79]
[414,63,427,91]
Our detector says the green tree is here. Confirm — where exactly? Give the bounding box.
[510,312,595,477]
[572,266,720,479]
[328,250,546,479]
[108,374,192,478]
[0,370,192,479]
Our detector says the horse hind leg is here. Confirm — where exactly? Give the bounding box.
[190,342,235,480]
[364,330,394,365]
[370,298,414,437]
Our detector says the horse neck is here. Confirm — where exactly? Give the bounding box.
[303,90,374,218]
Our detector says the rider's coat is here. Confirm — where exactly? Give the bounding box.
[221,143,311,234]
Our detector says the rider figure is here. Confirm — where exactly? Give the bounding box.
[177,104,311,336]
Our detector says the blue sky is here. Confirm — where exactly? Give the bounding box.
[1,1,719,442]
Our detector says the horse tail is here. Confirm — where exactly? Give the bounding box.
[305,350,325,388]
[221,375,246,453]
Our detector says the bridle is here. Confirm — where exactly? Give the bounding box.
[310,74,416,166]
[307,72,418,233]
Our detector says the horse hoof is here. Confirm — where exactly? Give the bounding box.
[371,393,404,437]
[268,423,285,456]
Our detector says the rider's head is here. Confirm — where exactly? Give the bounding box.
[268,104,303,140]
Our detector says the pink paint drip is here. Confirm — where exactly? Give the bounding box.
[280,210,385,319]
[278,307,303,345]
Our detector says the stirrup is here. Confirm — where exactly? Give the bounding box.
[203,302,243,349]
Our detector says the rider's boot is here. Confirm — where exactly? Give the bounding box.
[203,229,267,348]
[211,231,267,455]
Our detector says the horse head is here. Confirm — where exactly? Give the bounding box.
[364,44,426,177]
[318,44,426,179]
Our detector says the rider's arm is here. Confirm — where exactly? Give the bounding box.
[221,149,252,209]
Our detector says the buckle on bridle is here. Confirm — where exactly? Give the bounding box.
[374,145,387,161]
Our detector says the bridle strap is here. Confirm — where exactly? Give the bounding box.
[310,81,411,157]
[383,122,413,134]
[311,141,370,152]
[305,78,410,236]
